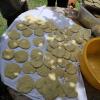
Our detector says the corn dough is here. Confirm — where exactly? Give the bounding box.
[31,59,43,68]
[16,23,27,30]
[62,82,77,98]
[22,62,36,74]
[8,30,20,40]
[43,52,57,69]
[5,63,21,79]
[34,28,44,36]
[67,64,77,75]
[16,75,34,93]
[33,37,45,47]
[63,50,70,60]
[48,40,58,48]
[55,33,65,42]
[64,41,76,52]
[57,58,70,68]
[2,49,14,60]
[52,47,65,57]
[19,39,30,49]
[8,40,19,49]
[14,50,28,63]
[22,28,33,37]
[31,48,43,60]
[37,66,50,77]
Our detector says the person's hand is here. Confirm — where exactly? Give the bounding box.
[68,0,77,8]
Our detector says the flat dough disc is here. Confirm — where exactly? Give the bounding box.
[22,28,33,37]
[63,51,70,60]
[31,59,43,68]
[62,82,77,98]
[33,37,45,47]
[19,39,30,49]
[14,50,28,63]
[16,75,34,93]
[8,30,20,40]
[48,40,58,49]
[34,28,44,36]
[2,49,14,60]
[22,62,36,74]
[55,33,65,42]
[44,52,57,69]
[5,63,21,79]
[52,47,65,58]
[67,64,77,75]
[31,48,43,60]
[37,66,50,77]
[16,23,27,30]
[8,40,19,49]
[57,58,70,68]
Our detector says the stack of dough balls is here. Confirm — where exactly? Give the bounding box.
[1,15,91,99]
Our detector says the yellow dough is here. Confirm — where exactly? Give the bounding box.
[34,28,44,36]
[2,49,14,60]
[8,40,19,49]
[31,48,43,60]
[64,40,77,52]
[31,59,43,68]
[44,52,57,69]
[67,64,77,75]
[5,63,21,79]
[48,40,58,48]
[16,23,27,30]
[33,37,45,47]
[57,58,70,68]
[22,28,33,37]
[55,33,65,42]
[14,50,28,63]
[22,62,36,74]
[62,82,77,98]
[52,46,65,58]
[63,50,70,60]
[37,66,50,77]
[16,75,34,93]
[19,39,30,49]
[8,30,20,40]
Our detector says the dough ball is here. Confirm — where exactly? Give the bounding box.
[52,46,65,57]
[2,49,14,60]
[37,66,50,77]
[19,39,30,49]
[22,28,33,37]
[31,48,43,60]
[8,30,20,40]
[14,50,28,63]
[5,63,21,79]
[16,75,34,93]
[8,40,19,49]
[16,23,27,30]
[22,62,36,74]
[33,37,45,47]
[34,28,44,36]
[44,52,57,69]
[31,59,43,68]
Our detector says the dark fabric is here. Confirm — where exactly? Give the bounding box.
[47,0,68,8]
[47,0,56,6]
[0,77,13,100]
[6,1,28,26]
[0,0,28,19]
[57,0,67,7]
